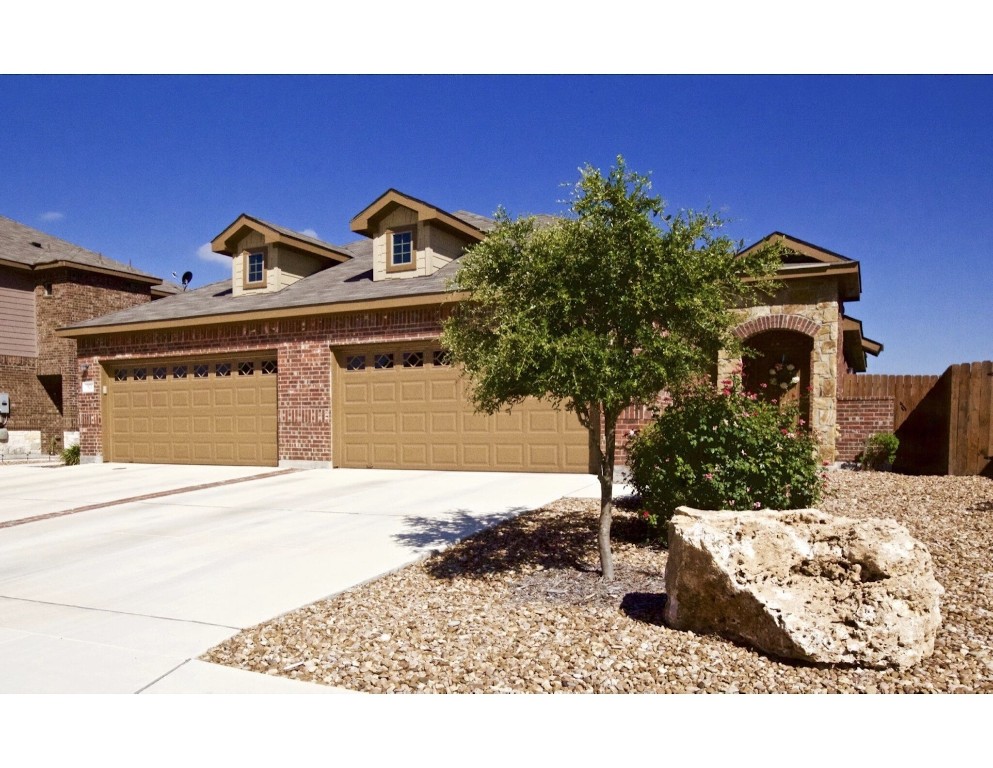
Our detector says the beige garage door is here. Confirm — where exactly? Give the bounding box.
[105,355,278,466]
[334,345,590,473]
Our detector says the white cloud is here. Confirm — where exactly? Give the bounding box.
[301,228,319,239]
[39,211,64,222]
[197,242,230,266]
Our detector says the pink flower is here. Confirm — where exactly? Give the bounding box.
[703,472,713,480]
[753,501,762,509]
[798,418,806,426]
[780,428,789,435]
[759,383,767,389]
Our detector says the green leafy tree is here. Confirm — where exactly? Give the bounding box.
[441,157,779,580]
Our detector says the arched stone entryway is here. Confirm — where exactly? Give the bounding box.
[741,330,814,424]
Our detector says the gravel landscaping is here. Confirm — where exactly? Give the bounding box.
[203,470,993,693]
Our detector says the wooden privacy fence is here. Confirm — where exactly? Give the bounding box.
[840,361,993,476]
[840,373,939,431]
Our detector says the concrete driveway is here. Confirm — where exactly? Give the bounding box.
[0,463,601,693]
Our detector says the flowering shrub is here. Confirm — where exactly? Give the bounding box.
[627,375,823,540]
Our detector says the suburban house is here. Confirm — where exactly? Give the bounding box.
[0,215,166,457]
[58,191,882,471]
[718,232,883,461]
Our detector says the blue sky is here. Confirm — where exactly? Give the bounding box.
[1,75,990,374]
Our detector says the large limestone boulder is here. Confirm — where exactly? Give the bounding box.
[664,506,943,669]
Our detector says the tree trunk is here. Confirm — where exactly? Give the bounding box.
[590,402,618,581]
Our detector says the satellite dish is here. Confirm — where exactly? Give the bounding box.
[181,271,193,291]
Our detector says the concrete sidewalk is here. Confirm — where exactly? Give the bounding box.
[0,464,601,693]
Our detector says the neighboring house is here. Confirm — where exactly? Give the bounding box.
[0,215,163,456]
[59,191,881,471]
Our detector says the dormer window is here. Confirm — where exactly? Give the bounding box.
[244,250,267,289]
[386,227,416,273]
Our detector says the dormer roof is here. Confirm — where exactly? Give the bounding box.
[739,231,862,302]
[350,189,487,241]
[210,214,353,263]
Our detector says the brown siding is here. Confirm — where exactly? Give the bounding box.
[0,269,38,356]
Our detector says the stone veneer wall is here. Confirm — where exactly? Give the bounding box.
[717,278,841,462]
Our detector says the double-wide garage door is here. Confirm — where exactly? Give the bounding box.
[334,345,590,473]
[105,355,278,466]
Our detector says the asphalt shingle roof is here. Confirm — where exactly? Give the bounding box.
[234,215,351,256]
[63,207,554,332]
[67,237,463,329]
[0,215,160,281]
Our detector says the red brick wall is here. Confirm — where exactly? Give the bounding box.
[0,268,150,450]
[614,402,656,466]
[836,396,894,462]
[0,354,61,452]
[77,306,449,462]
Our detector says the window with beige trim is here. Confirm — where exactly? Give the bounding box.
[386,227,416,273]
[244,250,267,288]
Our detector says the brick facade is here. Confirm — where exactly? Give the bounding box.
[76,305,449,463]
[615,402,656,467]
[0,268,151,453]
[836,396,894,463]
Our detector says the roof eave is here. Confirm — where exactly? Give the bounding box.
[210,215,352,263]
[57,290,470,338]
[349,189,485,241]
[739,231,854,264]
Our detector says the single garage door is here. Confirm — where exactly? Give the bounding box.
[105,355,278,466]
[334,345,590,473]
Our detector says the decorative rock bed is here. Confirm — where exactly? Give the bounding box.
[203,471,993,693]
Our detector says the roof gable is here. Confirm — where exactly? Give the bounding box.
[740,231,862,302]
[350,189,486,241]
[210,214,353,263]
[739,231,853,265]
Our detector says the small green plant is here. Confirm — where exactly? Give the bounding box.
[61,443,80,466]
[859,432,899,470]
[627,375,824,541]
